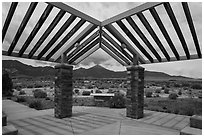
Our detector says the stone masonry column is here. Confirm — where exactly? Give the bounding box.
[54,64,73,118]
[126,65,145,119]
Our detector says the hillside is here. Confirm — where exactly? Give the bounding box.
[2,60,195,81]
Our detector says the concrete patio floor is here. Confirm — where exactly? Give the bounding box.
[2,100,190,135]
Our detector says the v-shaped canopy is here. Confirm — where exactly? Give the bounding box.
[2,2,202,66]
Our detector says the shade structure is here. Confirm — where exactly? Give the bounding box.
[2,2,202,66]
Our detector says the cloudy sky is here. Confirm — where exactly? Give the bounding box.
[2,2,202,78]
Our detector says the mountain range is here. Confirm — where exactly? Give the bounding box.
[2,60,197,81]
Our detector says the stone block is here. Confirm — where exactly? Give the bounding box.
[2,125,18,135]
[190,115,202,129]
[180,126,202,135]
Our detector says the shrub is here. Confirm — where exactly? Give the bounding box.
[29,100,43,110]
[178,90,182,95]
[145,91,152,98]
[16,96,26,102]
[174,83,181,87]
[155,88,161,93]
[33,89,47,98]
[191,84,202,89]
[109,93,125,108]
[45,97,50,100]
[74,89,80,95]
[95,90,102,93]
[19,90,26,95]
[168,93,178,100]
[82,91,91,96]
[164,88,169,94]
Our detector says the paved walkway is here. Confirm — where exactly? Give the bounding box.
[2,100,190,135]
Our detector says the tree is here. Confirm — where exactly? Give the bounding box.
[2,71,13,96]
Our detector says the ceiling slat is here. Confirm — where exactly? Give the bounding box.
[126,16,162,62]
[105,24,146,64]
[116,20,154,63]
[68,38,99,64]
[137,12,170,61]
[28,10,66,58]
[7,2,38,56]
[2,2,18,42]
[45,19,86,60]
[19,4,53,57]
[149,7,180,60]
[164,2,190,59]
[67,30,99,61]
[102,31,133,62]
[37,14,76,60]
[182,2,202,58]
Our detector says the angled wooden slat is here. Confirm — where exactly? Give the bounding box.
[45,19,86,60]
[137,12,170,61]
[126,16,162,62]
[68,38,99,64]
[101,2,164,26]
[116,20,154,63]
[102,39,131,65]
[145,54,200,64]
[18,4,53,57]
[101,44,127,66]
[182,2,202,58]
[7,2,38,56]
[2,51,55,63]
[47,2,100,25]
[105,24,146,64]
[28,10,66,58]
[37,14,76,60]
[55,24,97,61]
[73,44,100,65]
[102,31,133,62]
[2,2,18,42]
[164,2,190,59]
[67,30,99,60]
[149,7,180,60]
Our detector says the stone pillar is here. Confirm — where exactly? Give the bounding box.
[54,64,73,118]
[126,65,145,119]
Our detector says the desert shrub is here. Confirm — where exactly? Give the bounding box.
[109,93,125,108]
[191,84,202,89]
[16,96,26,102]
[178,90,182,95]
[33,89,47,98]
[29,100,43,110]
[82,91,91,96]
[19,90,26,95]
[182,83,190,87]
[95,90,102,93]
[15,86,22,91]
[155,88,161,93]
[173,83,181,87]
[145,91,152,98]
[164,88,169,94]
[168,93,178,100]
[45,97,50,100]
[74,89,80,95]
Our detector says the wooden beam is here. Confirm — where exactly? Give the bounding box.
[126,16,162,62]
[116,20,154,63]
[47,2,101,25]
[101,44,127,66]
[45,19,86,60]
[55,24,97,62]
[7,2,38,56]
[145,54,200,64]
[105,24,146,64]
[101,2,164,26]
[2,2,18,42]
[137,12,170,61]
[164,2,190,59]
[182,2,202,58]
[2,50,56,63]
[19,4,53,57]
[73,44,100,65]
[67,30,99,61]
[102,30,133,62]
[149,7,180,60]
[37,14,77,60]
[133,54,139,65]
[102,38,131,65]
[68,38,99,64]
[28,10,66,58]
